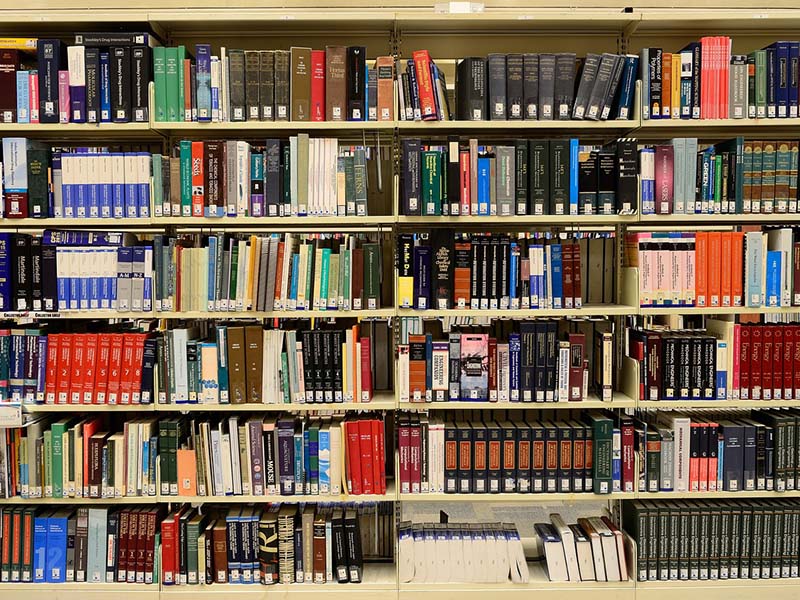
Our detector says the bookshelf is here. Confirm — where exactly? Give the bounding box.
[4,4,800,599]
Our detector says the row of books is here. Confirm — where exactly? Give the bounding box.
[630,321,800,403]
[398,232,615,311]
[153,45,393,123]
[397,320,614,404]
[398,521,528,583]
[0,505,161,584]
[0,35,152,125]
[639,138,800,216]
[452,53,638,122]
[623,498,800,581]
[158,414,387,498]
[632,229,796,309]
[162,503,391,585]
[152,233,385,314]
[400,138,637,217]
[641,39,800,120]
[536,514,628,582]
[397,411,615,495]
[0,232,151,313]
[0,416,158,500]
[154,321,391,406]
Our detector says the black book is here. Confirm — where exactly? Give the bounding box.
[550,139,569,215]
[570,422,586,492]
[485,421,502,493]
[578,150,598,215]
[131,46,150,122]
[332,509,348,583]
[444,421,458,492]
[528,139,549,215]
[11,233,30,311]
[514,140,528,215]
[37,39,65,124]
[597,151,616,214]
[554,53,576,120]
[609,137,638,213]
[519,321,537,401]
[402,138,421,216]
[538,53,555,120]
[544,321,557,400]
[572,53,601,119]
[41,243,57,311]
[534,322,548,400]
[430,228,454,310]
[85,47,101,124]
[702,336,715,400]
[557,424,572,492]
[506,53,524,120]
[29,236,42,312]
[499,420,517,492]
[264,139,281,216]
[523,53,539,120]
[263,423,277,493]
[741,420,757,491]
[75,32,151,46]
[515,421,532,493]
[456,57,486,120]
[447,137,460,215]
[530,421,545,492]
[472,421,488,493]
[274,50,290,121]
[487,53,506,120]
[543,421,558,492]
[586,53,618,121]
[109,46,131,123]
[293,516,303,582]
[258,511,278,584]
[244,50,260,121]
[488,235,498,308]
[456,421,472,493]
[259,50,275,121]
[343,508,362,582]
[346,46,366,121]
[228,49,246,122]
[601,55,626,120]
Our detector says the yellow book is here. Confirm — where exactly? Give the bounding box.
[671,53,681,119]
[246,234,259,310]
[0,38,37,52]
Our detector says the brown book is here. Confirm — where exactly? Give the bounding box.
[226,326,247,404]
[244,50,260,121]
[134,507,149,582]
[228,49,246,121]
[89,431,109,498]
[125,509,140,582]
[116,509,129,582]
[312,512,326,583]
[351,246,364,310]
[212,520,228,583]
[0,49,19,123]
[169,156,181,216]
[325,45,347,121]
[290,47,312,121]
[244,325,263,403]
[375,56,394,122]
[144,510,158,584]
[259,50,275,121]
[274,50,290,121]
[302,505,314,582]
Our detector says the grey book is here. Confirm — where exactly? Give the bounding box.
[586,53,617,121]
[538,53,556,120]
[523,53,539,120]
[600,55,625,120]
[487,53,507,120]
[572,53,601,119]
[256,238,270,311]
[554,52,576,120]
[265,237,279,311]
[259,50,275,120]
[730,54,748,119]
[640,47,650,119]
[244,50,261,121]
[227,49,246,121]
[506,54,524,119]
[495,145,515,216]
[274,50,290,121]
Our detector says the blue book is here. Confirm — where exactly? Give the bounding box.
[0,233,10,311]
[215,326,229,403]
[37,39,64,124]
[211,58,220,120]
[614,55,639,120]
[16,70,30,124]
[302,428,310,492]
[568,138,579,215]
[74,151,88,218]
[78,249,90,309]
[86,153,100,218]
[46,510,69,582]
[36,335,47,403]
[508,333,521,402]
[766,46,778,118]
[225,511,241,581]
[9,330,25,402]
[196,44,212,122]
[541,244,549,308]
[477,157,490,215]
[790,42,800,117]
[508,242,518,308]
[766,250,782,306]
[406,59,420,120]
[611,428,621,491]
[33,510,48,582]
[99,52,111,122]
[143,245,153,312]
[318,425,330,493]
[207,236,217,309]
[293,428,304,493]
[716,341,728,400]
[289,254,300,306]
[772,42,790,118]
[550,243,563,309]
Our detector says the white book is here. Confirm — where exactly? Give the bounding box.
[506,525,529,583]
[210,56,221,122]
[297,133,309,215]
[398,345,410,403]
[295,339,306,403]
[220,429,234,495]
[550,514,580,582]
[588,517,621,582]
[138,152,151,217]
[329,424,342,495]
[537,524,568,581]
[570,524,596,581]
[111,153,125,217]
[289,136,299,214]
[236,141,250,216]
[228,417,242,495]
[656,412,690,491]
[220,47,228,122]
[580,520,606,581]
[239,422,251,494]
[399,524,414,583]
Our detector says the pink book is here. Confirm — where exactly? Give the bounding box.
[686,237,696,305]
[671,243,682,304]
[58,70,70,123]
[460,333,488,401]
[29,71,39,123]
[655,145,674,214]
[732,323,741,399]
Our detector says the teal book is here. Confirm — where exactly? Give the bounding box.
[318,424,331,493]
[216,326,230,403]
[153,46,167,122]
[179,140,192,216]
[165,46,180,122]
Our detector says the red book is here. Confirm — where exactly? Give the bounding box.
[134,508,148,582]
[411,50,437,120]
[0,509,10,576]
[409,420,421,493]
[772,325,784,400]
[95,334,112,404]
[739,325,751,400]
[459,149,470,216]
[398,419,410,494]
[45,333,59,404]
[117,509,130,582]
[488,337,497,401]
[572,242,582,308]
[345,420,362,495]
[191,141,204,217]
[359,336,373,402]
[358,418,374,495]
[82,333,98,404]
[689,422,700,492]
[794,325,800,400]
[310,50,326,122]
[621,419,635,493]
[371,418,384,494]
[700,37,710,119]
[762,325,773,400]
[69,333,86,404]
[119,334,137,405]
[107,332,125,404]
[144,510,157,584]
[751,325,763,400]
[784,325,794,400]
[125,510,139,582]
[82,417,102,497]
[29,71,39,124]
[131,333,146,404]
[56,333,72,404]
[10,509,21,578]
[183,59,192,121]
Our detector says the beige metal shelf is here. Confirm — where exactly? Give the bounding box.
[397,118,638,132]
[397,214,637,226]
[155,393,395,412]
[639,305,800,316]
[638,213,800,224]
[398,394,636,410]
[156,308,395,319]
[161,482,397,504]
[0,495,159,504]
[638,399,800,409]
[399,491,634,503]
[21,403,156,412]
[161,215,395,228]
[155,120,396,134]
[0,583,158,600]
[397,305,635,318]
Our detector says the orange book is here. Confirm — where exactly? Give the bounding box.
[176,449,198,496]
[731,232,744,306]
[720,232,733,307]
[453,240,472,308]
[661,52,672,118]
[671,53,681,120]
[375,56,394,121]
[408,334,427,401]
[707,232,722,307]
[695,232,709,307]
[69,333,86,404]
[191,141,204,217]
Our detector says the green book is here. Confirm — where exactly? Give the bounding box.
[584,411,613,494]
[26,143,49,218]
[421,149,442,216]
[319,247,331,308]
[775,140,792,213]
[747,53,757,118]
[343,155,355,215]
[309,423,320,494]
[353,148,368,216]
[363,242,381,309]
[342,247,351,310]
[228,242,239,305]
[50,419,70,498]
[280,352,291,403]
[43,430,52,497]
[176,45,186,122]
[755,49,767,118]
[165,46,180,122]
[714,137,744,213]
[713,153,723,212]
[761,140,777,213]
[153,46,167,122]
[327,253,339,310]
[186,513,207,584]
[179,140,192,217]
[158,419,170,495]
